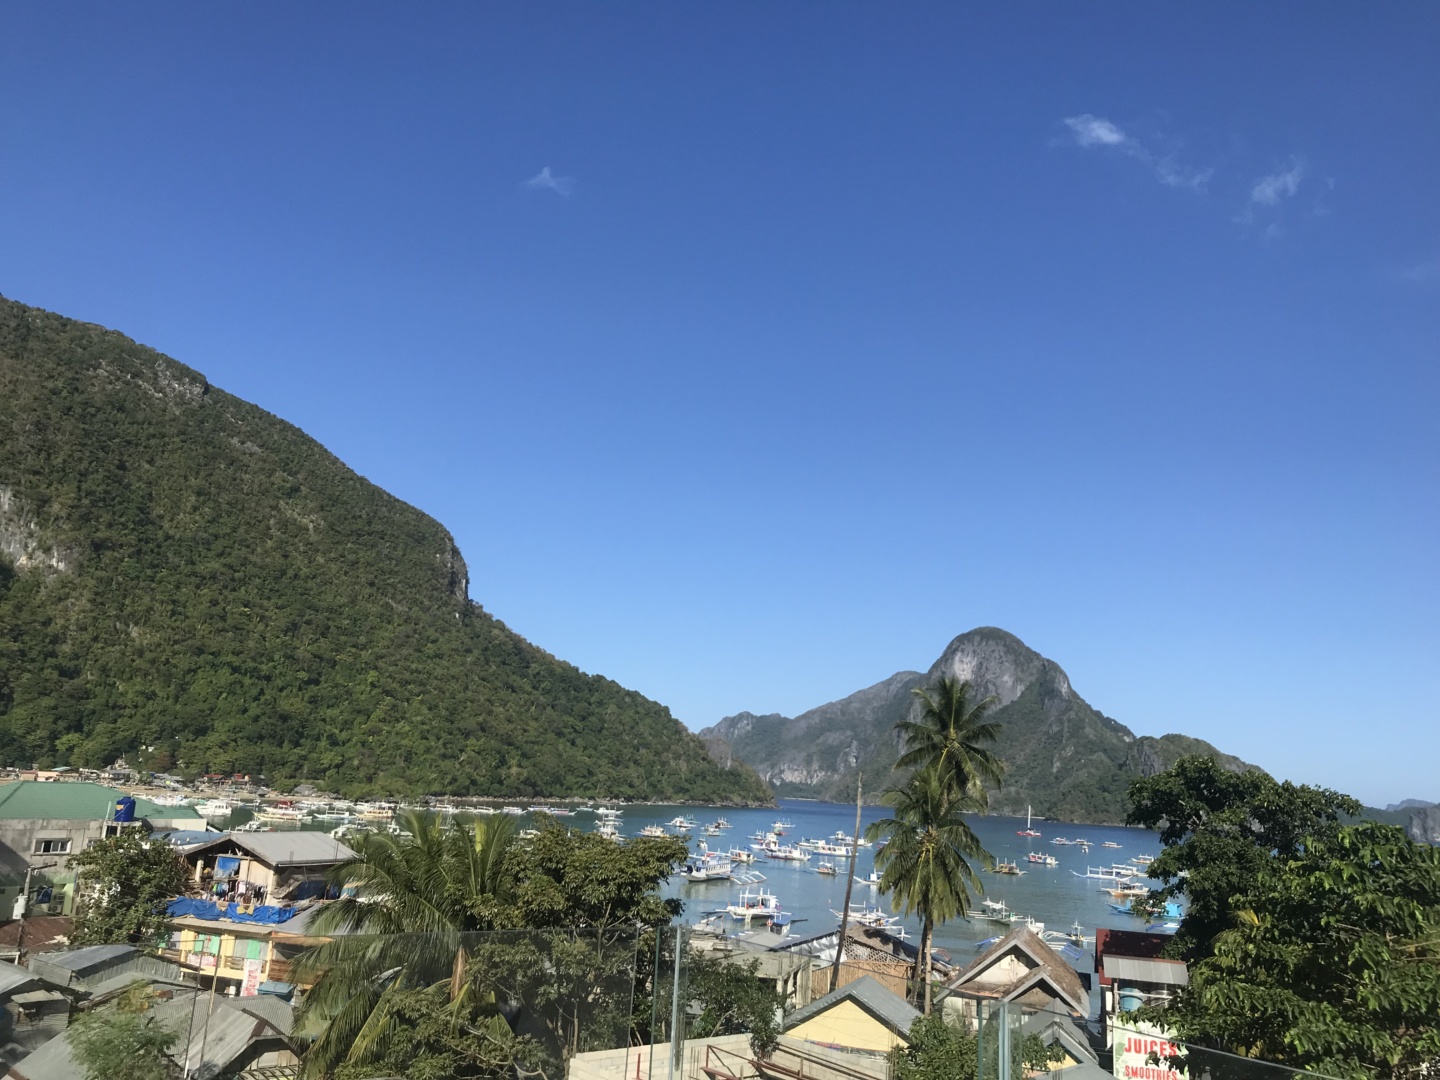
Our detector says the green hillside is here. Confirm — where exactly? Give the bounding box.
[0,296,771,803]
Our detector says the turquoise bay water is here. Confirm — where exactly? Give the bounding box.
[227,797,1164,972]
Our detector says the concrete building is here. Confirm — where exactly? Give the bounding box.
[0,782,204,915]
[1093,929,1188,1079]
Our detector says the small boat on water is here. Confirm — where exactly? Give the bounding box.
[721,887,784,924]
[714,818,731,829]
[638,825,668,838]
[683,849,733,882]
[834,903,906,937]
[1016,805,1041,838]
[1102,841,1122,849]
[727,847,756,864]
[991,860,1026,876]
[1050,837,1072,845]
[195,799,233,820]
[501,806,524,816]
[815,861,838,876]
[766,844,810,862]
[1026,851,1058,866]
[1072,865,1138,881]
[257,804,306,822]
[1133,854,1155,865]
[968,899,1023,924]
[772,819,795,834]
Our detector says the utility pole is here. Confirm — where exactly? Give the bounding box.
[827,771,863,994]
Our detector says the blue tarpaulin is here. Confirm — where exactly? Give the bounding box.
[214,856,242,877]
[167,897,297,925]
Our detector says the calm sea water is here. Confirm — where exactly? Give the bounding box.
[227,797,1163,974]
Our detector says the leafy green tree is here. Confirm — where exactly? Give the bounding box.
[297,817,687,1078]
[1126,755,1360,960]
[1145,821,1440,1079]
[295,811,522,1077]
[866,768,989,1014]
[891,1013,1061,1080]
[69,980,180,1080]
[70,829,188,946]
[895,677,1005,805]
[676,950,785,1057]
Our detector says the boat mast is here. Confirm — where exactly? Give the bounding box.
[828,771,863,993]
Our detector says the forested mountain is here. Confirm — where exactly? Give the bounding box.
[702,627,1252,823]
[0,296,771,803]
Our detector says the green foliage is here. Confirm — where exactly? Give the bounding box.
[1126,755,1360,960]
[1145,822,1440,1079]
[867,768,991,1014]
[891,1014,1061,1080]
[69,980,180,1080]
[0,296,770,804]
[685,950,785,1057]
[69,829,187,946]
[297,819,684,1078]
[895,677,1005,807]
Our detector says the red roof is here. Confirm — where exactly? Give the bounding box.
[1094,928,1173,987]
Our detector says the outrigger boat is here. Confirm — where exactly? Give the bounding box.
[1026,851,1058,866]
[815,861,838,876]
[990,860,1026,876]
[967,898,1023,924]
[720,887,784,925]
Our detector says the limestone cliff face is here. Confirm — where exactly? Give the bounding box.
[1408,806,1440,845]
[701,626,1252,824]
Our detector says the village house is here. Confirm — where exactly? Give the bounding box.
[942,924,1090,1027]
[1093,929,1189,1080]
[780,974,921,1057]
[0,781,204,916]
[161,831,356,994]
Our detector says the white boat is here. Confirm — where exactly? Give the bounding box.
[638,825,668,838]
[968,898,1024,924]
[1102,841,1122,849]
[815,861,838,876]
[256,805,305,822]
[713,818,731,829]
[722,887,784,923]
[595,820,621,841]
[772,819,795,834]
[862,870,882,886]
[1072,865,1136,881]
[834,903,907,938]
[683,850,733,882]
[668,815,698,829]
[500,806,524,816]
[727,847,756,864]
[765,844,810,862]
[808,839,849,857]
[1026,851,1058,866]
[195,799,233,819]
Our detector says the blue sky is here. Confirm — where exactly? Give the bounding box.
[2,5,1436,805]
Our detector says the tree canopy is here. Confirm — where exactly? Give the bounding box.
[69,829,188,947]
[1130,758,1440,1079]
[0,297,771,804]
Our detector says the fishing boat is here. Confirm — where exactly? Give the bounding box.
[257,804,306,822]
[1026,851,1058,866]
[722,888,784,924]
[765,844,810,862]
[638,824,668,838]
[815,861,838,876]
[1016,805,1041,838]
[683,850,733,882]
[967,899,1023,924]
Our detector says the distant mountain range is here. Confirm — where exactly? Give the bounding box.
[701,627,1252,825]
[0,296,771,804]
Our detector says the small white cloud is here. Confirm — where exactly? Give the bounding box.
[1064,114,1129,148]
[1251,160,1304,205]
[1060,114,1212,192]
[1398,258,1440,286]
[522,166,575,196]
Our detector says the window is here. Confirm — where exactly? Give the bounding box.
[33,838,72,854]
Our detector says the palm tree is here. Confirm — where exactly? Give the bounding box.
[293,810,518,1077]
[895,676,1005,806]
[865,767,990,1014]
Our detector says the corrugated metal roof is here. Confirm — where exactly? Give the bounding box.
[10,989,293,1080]
[0,781,202,821]
[38,944,136,973]
[1102,956,1189,986]
[191,830,356,867]
[783,974,921,1038]
[0,960,41,997]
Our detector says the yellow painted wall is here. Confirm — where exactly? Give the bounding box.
[788,999,908,1054]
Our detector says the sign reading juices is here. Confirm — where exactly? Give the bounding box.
[1113,1021,1187,1080]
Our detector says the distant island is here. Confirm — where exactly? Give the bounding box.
[703,626,1255,825]
[0,296,772,805]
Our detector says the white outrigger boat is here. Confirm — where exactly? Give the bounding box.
[721,887,785,924]
[832,903,907,938]
[1072,864,1141,881]
[968,898,1024,924]
[683,848,734,882]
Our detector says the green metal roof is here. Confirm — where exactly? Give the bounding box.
[0,781,202,821]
